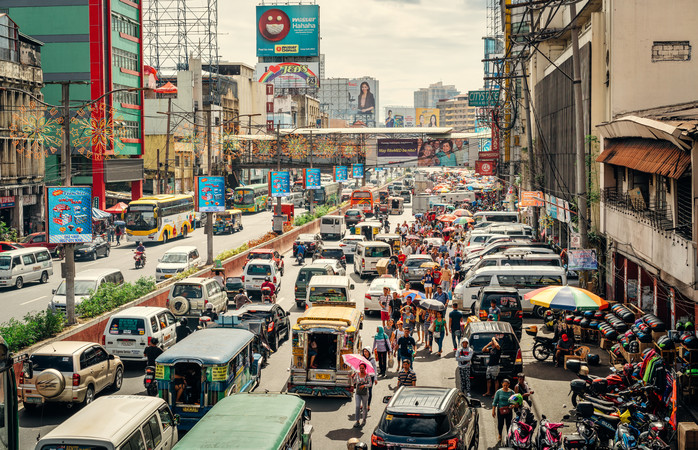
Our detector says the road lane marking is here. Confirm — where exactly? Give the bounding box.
[20,296,46,305]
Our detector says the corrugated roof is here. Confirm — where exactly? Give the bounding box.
[596,138,690,179]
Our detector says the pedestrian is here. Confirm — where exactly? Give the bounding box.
[455,337,473,396]
[401,304,415,334]
[386,258,398,277]
[441,263,452,297]
[492,378,514,442]
[422,269,434,298]
[433,311,447,356]
[361,347,378,407]
[115,225,122,246]
[414,307,425,344]
[396,328,416,366]
[389,291,402,325]
[234,288,251,309]
[379,287,391,328]
[397,358,417,387]
[425,310,435,352]
[514,372,534,407]
[449,302,463,352]
[372,327,391,377]
[483,337,502,396]
[106,223,114,243]
[433,285,448,305]
[352,363,371,428]
[488,299,501,321]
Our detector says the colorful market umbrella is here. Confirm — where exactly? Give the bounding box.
[402,290,426,303]
[437,214,457,223]
[454,216,475,225]
[442,227,456,232]
[341,354,375,374]
[524,285,609,311]
[453,209,472,217]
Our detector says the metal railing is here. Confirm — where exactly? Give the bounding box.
[602,187,679,235]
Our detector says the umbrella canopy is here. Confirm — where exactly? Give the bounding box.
[453,209,472,217]
[405,234,421,240]
[92,208,111,220]
[402,290,426,303]
[437,214,457,223]
[442,227,455,232]
[524,285,609,311]
[154,81,178,94]
[413,298,446,311]
[454,217,475,225]
[104,202,128,213]
[341,353,375,374]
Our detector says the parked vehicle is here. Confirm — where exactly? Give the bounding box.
[247,248,285,276]
[402,254,434,283]
[20,341,123,409]
[354,241,392,278]
[464,252,562,277]
[0,247,53,289]
[339,234,367,263]
[463,321,523,383]
[294,263,335,308]
[320,215,346,241]
[473,210,520,224]
[365,275,404,313]
[0,241,24,252]
[103,307,178,361]
[306,275,355,306]
[49,268,124,312]
[74,236,110,261]
[166,277,228,318]
[156,246,201,282]
[536,414,566,450]
[387,196,404,214]
[242,260,281,296]
[372,386,481,450]
[19,232,59,257]
[399,189,412,204]
[526,326,558,362]
[474,286,524,339]
[375,233,401,255]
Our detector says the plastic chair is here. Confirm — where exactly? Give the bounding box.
[564,346,590,369]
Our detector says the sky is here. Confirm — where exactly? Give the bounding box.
[219,0,487,112]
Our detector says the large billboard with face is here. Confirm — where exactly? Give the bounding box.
[256,5,320,57]
[348,79,378,126]
[417,138,468,167]
[415,108,440,127]
[255,62,320,89]
[384,107,417,128]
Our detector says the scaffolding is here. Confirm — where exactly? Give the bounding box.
[143,0,220,102]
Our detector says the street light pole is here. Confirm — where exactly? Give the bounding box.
[205,107,214,265]
[60,82,77,325]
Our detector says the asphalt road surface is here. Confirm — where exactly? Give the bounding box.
[17,205,609,449]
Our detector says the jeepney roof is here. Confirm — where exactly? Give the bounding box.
[295,306,362,331]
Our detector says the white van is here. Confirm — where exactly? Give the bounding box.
[286,192,305,208]
[49,268,124,313]
[35,395,178,450]
[453,266,566,315]
[156,246,201,282]
[306,275,355,306]
[465,252,563,277]
[354,241,392,278]
[320,215,346,241]
[473,211,520,224]
[103,307,178,361]
[0,247,53,289]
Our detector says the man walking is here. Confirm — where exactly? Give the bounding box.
[397,359,416,387]
[449,302,463,351]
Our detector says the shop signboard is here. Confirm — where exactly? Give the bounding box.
[352,164,364,179]
[520,191,544,207]
[0,196,15,208]
[255,62,320,89]
[475,160,496,175]
[468,90,500,107]
[269,171,291,198]
[305,168,321,189]
[46,187,92,243]
[568,249,598,270]
[334,166,348,182]
[196,176,226,212]
[256,5,319,57]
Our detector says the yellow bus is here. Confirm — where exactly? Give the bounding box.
[125,194,195,244]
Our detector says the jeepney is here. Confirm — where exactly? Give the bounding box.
[213,209,243,234]
[375,233,402,254]
[288,306,364,398]
[354,220,382,241]
[388,196,404,215]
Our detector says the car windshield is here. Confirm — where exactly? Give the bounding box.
[407,258,432,267]
[109,318,146,335]
[19,234,38,243]
[55,280,97,296]
[172,284,203,298]
[30,354,73,373]
[0,255,11,270]
[346,211,360,216]
[161,253,187,264]
[370,278,397,291]
[321,249,343,258]
[250,253,273,260]
[297,269,322,283]
[308,286,348,303]
[481,293,521,311]
[247,264,272,276]
[468,332,518,352]
[366,247,391,258]
[380,413,450,437]
[234,189,254,204]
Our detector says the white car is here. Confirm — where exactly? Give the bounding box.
[310,258,346,276]
[242,260,281,294]
[156,246,201,282]
[364,275,405,313]
[423,237,444,248]
[339,235,367,262]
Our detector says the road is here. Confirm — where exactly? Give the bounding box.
[17,204,606,449]
[0,209,293,322]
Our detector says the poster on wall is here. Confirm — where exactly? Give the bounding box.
[348,79,378,125]
[384,107,416,127]
[305,168,321,189]
[334,166,348,182]
[417,138,468,167]
[377,139,418,167]
[415,108,440,127]
[269,171,291,198]
[196,176,226,212]
[256,4,319,57]
[352,163,364,179]
[568,249,598,270]
[46,186,93,243]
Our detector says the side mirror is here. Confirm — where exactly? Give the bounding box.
[468,399,481,408]
[52,289,56,295]
[350,284,355,290]
[174,414,181,425]
[382,395,392,404]
[303,407,312,421]
[22,360,33,380]
[108,354,115,360]
[359,322,363,330]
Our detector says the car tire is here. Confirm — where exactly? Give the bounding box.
[105,248,110,257]
[92,251,97,261]
[162,232,168,245]
[22,402,38,412]
[468,418,479,450]
[40,271,49,283]
[15,277,23,289]
[111,367,123,391]
[82,385,95,406]
[183,226,188,238]
[280,266,284,276]
[533,306,547,319]
[296,302,304,309]
[271,332,280,352]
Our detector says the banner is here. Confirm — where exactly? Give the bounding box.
[478,150,500,160]
[417,138,468,167]
[305,168,321,189]
[46,186,93,243]
[348,79,378,125]
[415,108,440,127]
[520,191,544,207]
[475,160,496,175]
[256,5,319,57]
[334,166,348,182]
[384,107,416,127]
[352,164,364,179]
[568,249,598,270]
[196,176,226,212]
[377,139,418,167]
[557,198,567,223]
[269,171,291,198]
[255,62,319,89]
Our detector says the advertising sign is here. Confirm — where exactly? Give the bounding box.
[384,107,416,128]
[377,139,418,167]
[256,5,319,57]
[269,171,291,198]
[520,191,544,207]
[0,196,14,208]
[475,160,496,176]
[334,166,348,182]
[417,138,468,167]
[46,186,93,243]
[348,79,378,125]
[305,168,321,189]
[352,164,364,179]
[468,90,500,107]
[196,176,225,212]
[568,249,598,270]
[255,62,319,89]
[415,108,440,127]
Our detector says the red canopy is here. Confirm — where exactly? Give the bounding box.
[105,202,128,213]
[154,82,178,94]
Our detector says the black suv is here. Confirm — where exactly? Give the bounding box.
[463,321,523,385]
[371,386,480,450]
[475,286,523,339]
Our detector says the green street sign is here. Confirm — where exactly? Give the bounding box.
[468,90,500,107]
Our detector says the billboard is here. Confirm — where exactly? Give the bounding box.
[269,171,291,198]
[334,166,348,182]
[568,249,598,270]
[384,107,416,127]
[377,139,418,167]
[305,168,321,189]
[416,138,468,167]
[415,108,440,127]
[46,186,93,243]
[255,62,320,89]
[196,176,225,212]
[348,79,378,126]
[256,5,319,57]
[475,160,496,175]
[352,164,364,179]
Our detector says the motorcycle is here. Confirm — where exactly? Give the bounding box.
[536,415,566,450]
[261,286,276,304]
[134,250,146,269]
[296,251,305,265]
[526,326,557,362]
[144,366,158,396]
[569,369,634,407]
[504,406,537,450]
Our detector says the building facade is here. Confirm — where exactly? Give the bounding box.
[413,82,460,109]
[436,95,477,131]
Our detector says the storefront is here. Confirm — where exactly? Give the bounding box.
[0,185,44,236]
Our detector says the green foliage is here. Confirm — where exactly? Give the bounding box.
[0,309,65,352]
[215,243,249,263]
[0,221,19,242]
[293,204,339,226]
[76,277,157,319]
[173,265,200,281]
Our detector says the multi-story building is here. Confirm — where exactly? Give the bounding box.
[1,0,146,209]
[413,82,460,109]
[0,15,44,235]
[436,95,477,131]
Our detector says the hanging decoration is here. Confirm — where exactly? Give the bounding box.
[175,121,204,157]
[70,101,125,160]
[253,139,275,160]
[314,137,334,159]
[283,134,308,159]
[221,129,244,159]
[10,102,64,160]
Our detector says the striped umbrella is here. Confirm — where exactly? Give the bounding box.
[454,216,475,225]
[523,285,609,311]
[401,290,426,303]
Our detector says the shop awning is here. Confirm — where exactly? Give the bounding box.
[104,202,128,213]
[596,138,691,179]
[92,208,111,220]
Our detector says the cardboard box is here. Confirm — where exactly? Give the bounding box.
[638,341,654,352]
[600,338,613,350]
[620,346,642,364]
[375,258,390,275]
[678,421,698,450]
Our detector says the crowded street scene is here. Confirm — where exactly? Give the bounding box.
[0,1,697,450]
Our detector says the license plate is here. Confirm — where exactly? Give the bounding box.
[315,373,331,380]
[164,274,173,279]
[25,396,42,404]
[119,341,134,346]
[182,406,199,412]
[501,311,511,318]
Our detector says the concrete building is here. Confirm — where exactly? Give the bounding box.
[413,82,460,109]
[273,94,325,129]
[436,94,477,131]
[1,0,146,209]
[0,15,44,235]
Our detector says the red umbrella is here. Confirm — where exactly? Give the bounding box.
[443,227,456,232]
[104,202,128,213]
[154,82,178,94]
[437,214,457,223]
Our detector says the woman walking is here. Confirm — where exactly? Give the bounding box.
[425,311,435,352]
[414,307,425,344]
[492,378,514,442]
[372,327,391,377]
[422,268,434,298]
[362,347,378,408]
[433,311,448,356]
[352,363,372,428]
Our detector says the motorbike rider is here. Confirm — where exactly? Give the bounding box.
[136,241,145,254]
[261,276,276,302]
[143,337,163,366]
[176,318,191,342]
[296,242,307,263]
[200,303,218,322]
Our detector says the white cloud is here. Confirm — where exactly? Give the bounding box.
[219,0,486,109]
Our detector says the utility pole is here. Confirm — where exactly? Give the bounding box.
[205,107,214,265]
[521,59,539,239]
[247,115,253,184]
[308,131,315,215]
[164,97,172,194]
[60,82,77,325]
[156,148,161,195]
[570,2,588,249]
[276,124,282,219]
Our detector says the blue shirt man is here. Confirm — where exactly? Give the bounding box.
[433,286,448,304]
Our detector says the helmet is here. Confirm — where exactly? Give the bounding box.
[509,393,523,407]
[488,314,495,321]
[180,318,188,326]
[676,322,685,331]
[578,365,589,376]
[206,303,213,310]
[623,363,634,377]
[685,321,695,331]
[265,277,271,282]
[355,444,368,450]
[150,337,159,345]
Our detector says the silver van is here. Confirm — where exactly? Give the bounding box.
[0,247,53,289]
[466,252,563,277]
[49,268,124,312]
[103,307,178,361]
[35,395,178,450]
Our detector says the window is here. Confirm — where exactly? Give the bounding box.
[92,346,108,363]
[112,47,139,72]
[80,348,95,369]
[112,13,140,38]
[141,418,154,450]
[145,415,162,448]
[150,315,159,332]
[112,83,140,105]
[121,120,141,139]
[36,251,50,263]
[22,254,35,265]
[158,405,174,430]
[109,318,146,335]
[468,275,491,287]
[120,430,146,450]
[165,312,176,326]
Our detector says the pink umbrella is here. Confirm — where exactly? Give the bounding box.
[342,353,375,374]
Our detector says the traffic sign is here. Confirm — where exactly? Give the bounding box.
[468,90,500,107]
